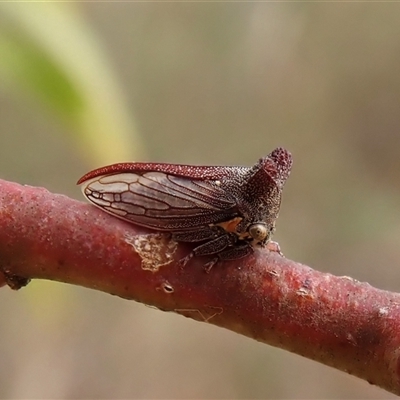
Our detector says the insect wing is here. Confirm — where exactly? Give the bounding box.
[80,170,239,231]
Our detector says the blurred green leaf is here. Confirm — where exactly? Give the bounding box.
[0,2,144,165]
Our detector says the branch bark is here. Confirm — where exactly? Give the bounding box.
[1,178,400,395]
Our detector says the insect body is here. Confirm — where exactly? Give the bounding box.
[78,147,292,270]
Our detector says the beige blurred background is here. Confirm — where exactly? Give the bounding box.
[1,2,400,398]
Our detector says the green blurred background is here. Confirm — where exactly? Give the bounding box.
[1,2,399,398]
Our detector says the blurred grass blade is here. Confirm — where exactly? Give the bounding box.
[0,2,144,164]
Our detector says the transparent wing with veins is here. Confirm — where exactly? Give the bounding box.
[81,171,240,231]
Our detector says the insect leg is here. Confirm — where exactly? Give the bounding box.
[172,226,225,243]
[217,244,254,261]
[193,234,236,256]
[202,244,254,272]
[178,233,237,268]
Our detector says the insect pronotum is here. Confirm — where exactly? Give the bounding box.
[78,147,292,270]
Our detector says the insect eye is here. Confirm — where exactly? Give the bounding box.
[248,223,269,242]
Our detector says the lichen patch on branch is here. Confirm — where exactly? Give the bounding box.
[125,232,177,272]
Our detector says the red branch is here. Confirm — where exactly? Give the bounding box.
[1,179,400,394]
